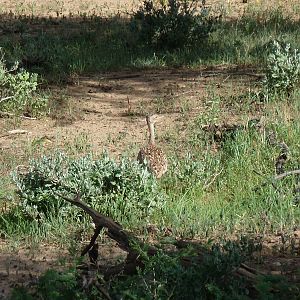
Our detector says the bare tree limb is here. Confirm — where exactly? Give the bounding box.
[81,225,102,256]
[0,96,14,104]
[274,169,300,180]
[0,110,37,120]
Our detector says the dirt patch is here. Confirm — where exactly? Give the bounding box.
[0,239,127,299]
[0,242,69,299]
[0,67,259,169]
[0,0,299,19]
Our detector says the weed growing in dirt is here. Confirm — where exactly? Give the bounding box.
[10,268,88,300]
[262,40,300,98]
[0,48,48,116]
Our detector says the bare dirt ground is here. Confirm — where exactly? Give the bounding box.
[0,67,258,163]
[0,0,299,298]
[1,0,299,17]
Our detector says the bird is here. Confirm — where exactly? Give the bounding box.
[137,114,168,178]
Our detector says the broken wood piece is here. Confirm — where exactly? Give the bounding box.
[0,129,31,139]
[7,129,30,135]
[55,192,262,286]
[0,95,14,104]
[0,111,37,120]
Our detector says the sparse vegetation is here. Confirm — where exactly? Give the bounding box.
[0,1,300,299]
[0,48,48,116]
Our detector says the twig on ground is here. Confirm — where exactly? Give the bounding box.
[203,168,223,190]
[0,110,36,120]
[0,96,14,104]
[0,129,30,138]
[274,169,300,180]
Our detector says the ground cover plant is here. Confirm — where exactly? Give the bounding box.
[0,49,48,117]
[0,0,300,299]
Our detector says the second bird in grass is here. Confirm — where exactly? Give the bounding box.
[137,114,168,178]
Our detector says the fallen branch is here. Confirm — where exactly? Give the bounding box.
[0,95,14,104]
[0,129,30,138]
[274,169,300,180]
[253,168,300,192]
[55,192,139,254]
[55,192,262,285]
[0,110,37,120]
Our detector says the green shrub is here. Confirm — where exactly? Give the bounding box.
[112,240,251,299]
[0,48,47,116]
[12,151,164,224]
[263,40,300,97]
[131,0,219,50]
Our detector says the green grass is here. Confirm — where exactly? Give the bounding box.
[1,89,299,243]
[0,4,300,299]
[0,7,299,82]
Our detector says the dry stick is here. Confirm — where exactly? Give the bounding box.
[274,169,300,180]
[203,168,223,190]
[0,96,14,104]
[81,225,102,256]
[0,110,36,120]
[0,129,30,139]
[55,192,260,282]
[55,192,157,259]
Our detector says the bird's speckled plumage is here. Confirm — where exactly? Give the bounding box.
[137,115,168,178]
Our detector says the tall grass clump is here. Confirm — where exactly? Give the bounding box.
[12,151,165,227]
[160,115,300,238]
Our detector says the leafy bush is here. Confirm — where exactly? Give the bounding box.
[131,0,219,50]
[263,40,300,96]
[0,48,47,116]
[12,151,164,223]
[112,240,251,299]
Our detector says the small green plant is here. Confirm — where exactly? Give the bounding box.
[131,0,219,50]
[12,151,165,225]
[10,269,88,300]
[0,48,47,116]
[255,274,300,300]
[263,40,300,97]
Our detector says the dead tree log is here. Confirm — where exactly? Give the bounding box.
[56,192,262,284]
[56,192,157,278]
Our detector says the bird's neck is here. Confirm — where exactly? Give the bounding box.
[148,122,155,145]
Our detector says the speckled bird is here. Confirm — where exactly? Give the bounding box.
[137,115,167,178]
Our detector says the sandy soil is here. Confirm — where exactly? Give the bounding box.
[0,0,299,17]
[0,67,257,163]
